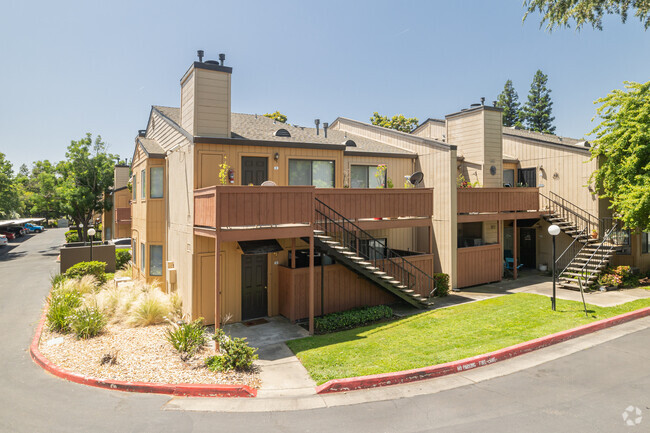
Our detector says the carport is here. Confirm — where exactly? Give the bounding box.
[0,218,46,228]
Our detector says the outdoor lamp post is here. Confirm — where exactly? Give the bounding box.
[87,228,96,261]
[548,224,561,311]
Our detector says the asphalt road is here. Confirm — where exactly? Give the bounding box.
[1,228,649,433]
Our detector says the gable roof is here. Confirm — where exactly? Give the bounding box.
[147,106,416,157]
[502,127,590,152]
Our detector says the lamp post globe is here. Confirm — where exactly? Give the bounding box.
[548,224,560,311]
[87,228,96,261]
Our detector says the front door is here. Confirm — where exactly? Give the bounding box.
[241,254,268,320]
[241,157,268,185]
[519,228,536,269]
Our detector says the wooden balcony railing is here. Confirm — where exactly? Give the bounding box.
[315,188,433,221]
[115,207,131,223]
[194,186,316,230]
[457,187,539,214]
[194,186,434,237]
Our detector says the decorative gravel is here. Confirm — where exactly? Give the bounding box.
[39,323,260,388]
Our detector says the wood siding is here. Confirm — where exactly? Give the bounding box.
[502,134,599,216]
[278,254,434,321]
[457,188,540,214]
[457,244,502,288]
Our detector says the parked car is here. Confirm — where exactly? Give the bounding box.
[24,223,44,233]
[0,231,15,240]
[5,227,24,237]
[0,234,7,246]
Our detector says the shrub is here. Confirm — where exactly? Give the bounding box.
[65,261,107,283]
[115,262,132,279]
[65,230,79,243]
[433,273,450,297]
[598,273,621,288]
[166,319,206,361]
[115,249,131,270]
[127,290,171,326]
[206,329,258,372]
[314,305,393,334]
[50,273,68,289]
[76,275,100,294]
[47,290,82,333]
[69,306,106,339]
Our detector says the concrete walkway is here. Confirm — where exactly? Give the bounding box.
[223,317,317,398]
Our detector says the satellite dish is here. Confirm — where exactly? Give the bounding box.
[261,180,277,186]
[408,171,424,186]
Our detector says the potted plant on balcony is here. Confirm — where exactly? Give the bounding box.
[591,229,598,239]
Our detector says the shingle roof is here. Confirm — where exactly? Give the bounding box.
[153,105,181,125]
[231,113,415,156]
[151,106,415,157]
[137,137,165,158]
[502,127,589,149]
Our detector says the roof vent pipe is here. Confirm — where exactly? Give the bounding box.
[480,97,485,106]
[197,50,204,62]
[219,53,225,66]
[493,100,497,107]
[315,119,320,135]
[323,122,329,138]
[138,130,146,137]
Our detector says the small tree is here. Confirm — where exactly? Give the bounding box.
[590,81,650,230]
[520,70,556,134]
[57,134,117,242]
[523,0,650,31]
[263,111,287,123]
[370,112,419,133]
[0,153,21,219]
[496,80,522,127]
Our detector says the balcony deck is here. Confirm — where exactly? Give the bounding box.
[457,187,542,222]
[193,186,434,241]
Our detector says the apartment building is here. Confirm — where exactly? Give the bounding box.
[102,165,132,241]
[130,53,648,332]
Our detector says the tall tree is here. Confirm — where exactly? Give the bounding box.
[0,153,21,219]
[370,112,419,133]
[496,80,522,127]
[520,70,556,134]
[30,160,61,224]
[590,81,650,230]
[263,111,287,123]
[57,134,117,241]
[523,0,650,31]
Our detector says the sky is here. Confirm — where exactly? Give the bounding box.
[1,0,649,169]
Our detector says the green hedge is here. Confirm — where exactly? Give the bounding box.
[116,248,131,270]
[65,230,79,243]
[315,305,393,334]
[433,273,450,297]
[64,261,108,283]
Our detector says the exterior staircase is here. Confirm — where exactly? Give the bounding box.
[541,192,620,290]
[303,198,437,309]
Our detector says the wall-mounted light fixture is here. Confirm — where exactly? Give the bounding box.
[274,152,279,162]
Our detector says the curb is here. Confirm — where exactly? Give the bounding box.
[30,306,257,398]
[316,306,650,394]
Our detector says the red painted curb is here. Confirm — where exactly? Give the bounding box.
[30,305,257,398]
[316,306,650,394]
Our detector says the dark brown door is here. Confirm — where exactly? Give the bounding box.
[241,157,268,185]
[519,228,536,269]
[241,254,268,320]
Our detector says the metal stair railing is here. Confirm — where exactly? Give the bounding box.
[577,221,619,279]
[556,227,589,277]
[539,192,600,236]
[314,198,436,298]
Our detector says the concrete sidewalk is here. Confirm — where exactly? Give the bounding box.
[164,315,650,412]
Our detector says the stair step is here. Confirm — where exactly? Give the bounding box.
[313,230,325,235]
[364,266,378,271]
[357,261,371,266]
[399,288,412,292]
[380,275,393,280]
[562,273,598,279]
[333,246,347,250]
[323,240,339,245]
[315,235,332,240]
[340,251,356,256]
[388,280,401,285]
[373,271,387,275]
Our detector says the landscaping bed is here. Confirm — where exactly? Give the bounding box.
[39,323,259,387]
[287,293,650,385]
[38,261,260,390]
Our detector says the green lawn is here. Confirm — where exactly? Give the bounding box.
[287,293,650,385]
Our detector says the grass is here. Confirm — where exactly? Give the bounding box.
[286,293,650,385]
